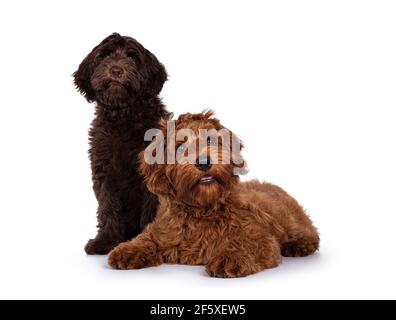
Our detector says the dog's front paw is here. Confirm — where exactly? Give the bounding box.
[85,237,119,255]
[281,238,319,257]
[206,253,256,278]
[108,244,148,270]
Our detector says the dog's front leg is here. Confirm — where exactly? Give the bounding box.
[108,231,163,270]
[85,192,131,255]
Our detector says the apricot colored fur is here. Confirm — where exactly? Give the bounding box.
[108,111,319,277]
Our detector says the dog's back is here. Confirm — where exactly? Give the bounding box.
[238,180,320,256]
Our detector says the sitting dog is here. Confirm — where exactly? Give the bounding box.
[74,33,168,254]
[108,111,320,277]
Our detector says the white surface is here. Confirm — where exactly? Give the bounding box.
[0,0,396,300]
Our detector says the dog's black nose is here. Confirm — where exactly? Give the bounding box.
[195,157,212,172]
[110,66,123,77]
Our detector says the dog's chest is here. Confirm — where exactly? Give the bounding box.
[176,218,228,265]
[88,127,151,201]
[91,125,145,164]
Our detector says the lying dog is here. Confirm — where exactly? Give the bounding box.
[74,33,168,254]
[108,111,319,277]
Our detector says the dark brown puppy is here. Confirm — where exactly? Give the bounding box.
[74,33,168,254]
[108,111,320,277]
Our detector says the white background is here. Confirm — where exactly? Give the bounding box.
[0,0,395,300]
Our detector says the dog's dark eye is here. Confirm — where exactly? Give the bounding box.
[127,51,137,60]
[176,144,187,155]
[207,137,218,146]
[100,49,112,59]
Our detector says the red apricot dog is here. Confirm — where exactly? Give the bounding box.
[108,111,319,277]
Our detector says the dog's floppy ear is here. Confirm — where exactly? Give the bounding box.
[142,49,168,98]
[139,115,173,195]
[139,152,170,196]
[73,51,96,102]
[230,131,248,175]
[73,33,120,102]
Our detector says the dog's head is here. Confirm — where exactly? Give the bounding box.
[139,111,246,208]
[73,33,167,107]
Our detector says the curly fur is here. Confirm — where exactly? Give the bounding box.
[74,33,168,254]
[108,111,320,277]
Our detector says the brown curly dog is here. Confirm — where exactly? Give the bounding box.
[108,111,319,277]
[74,33,168,254]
